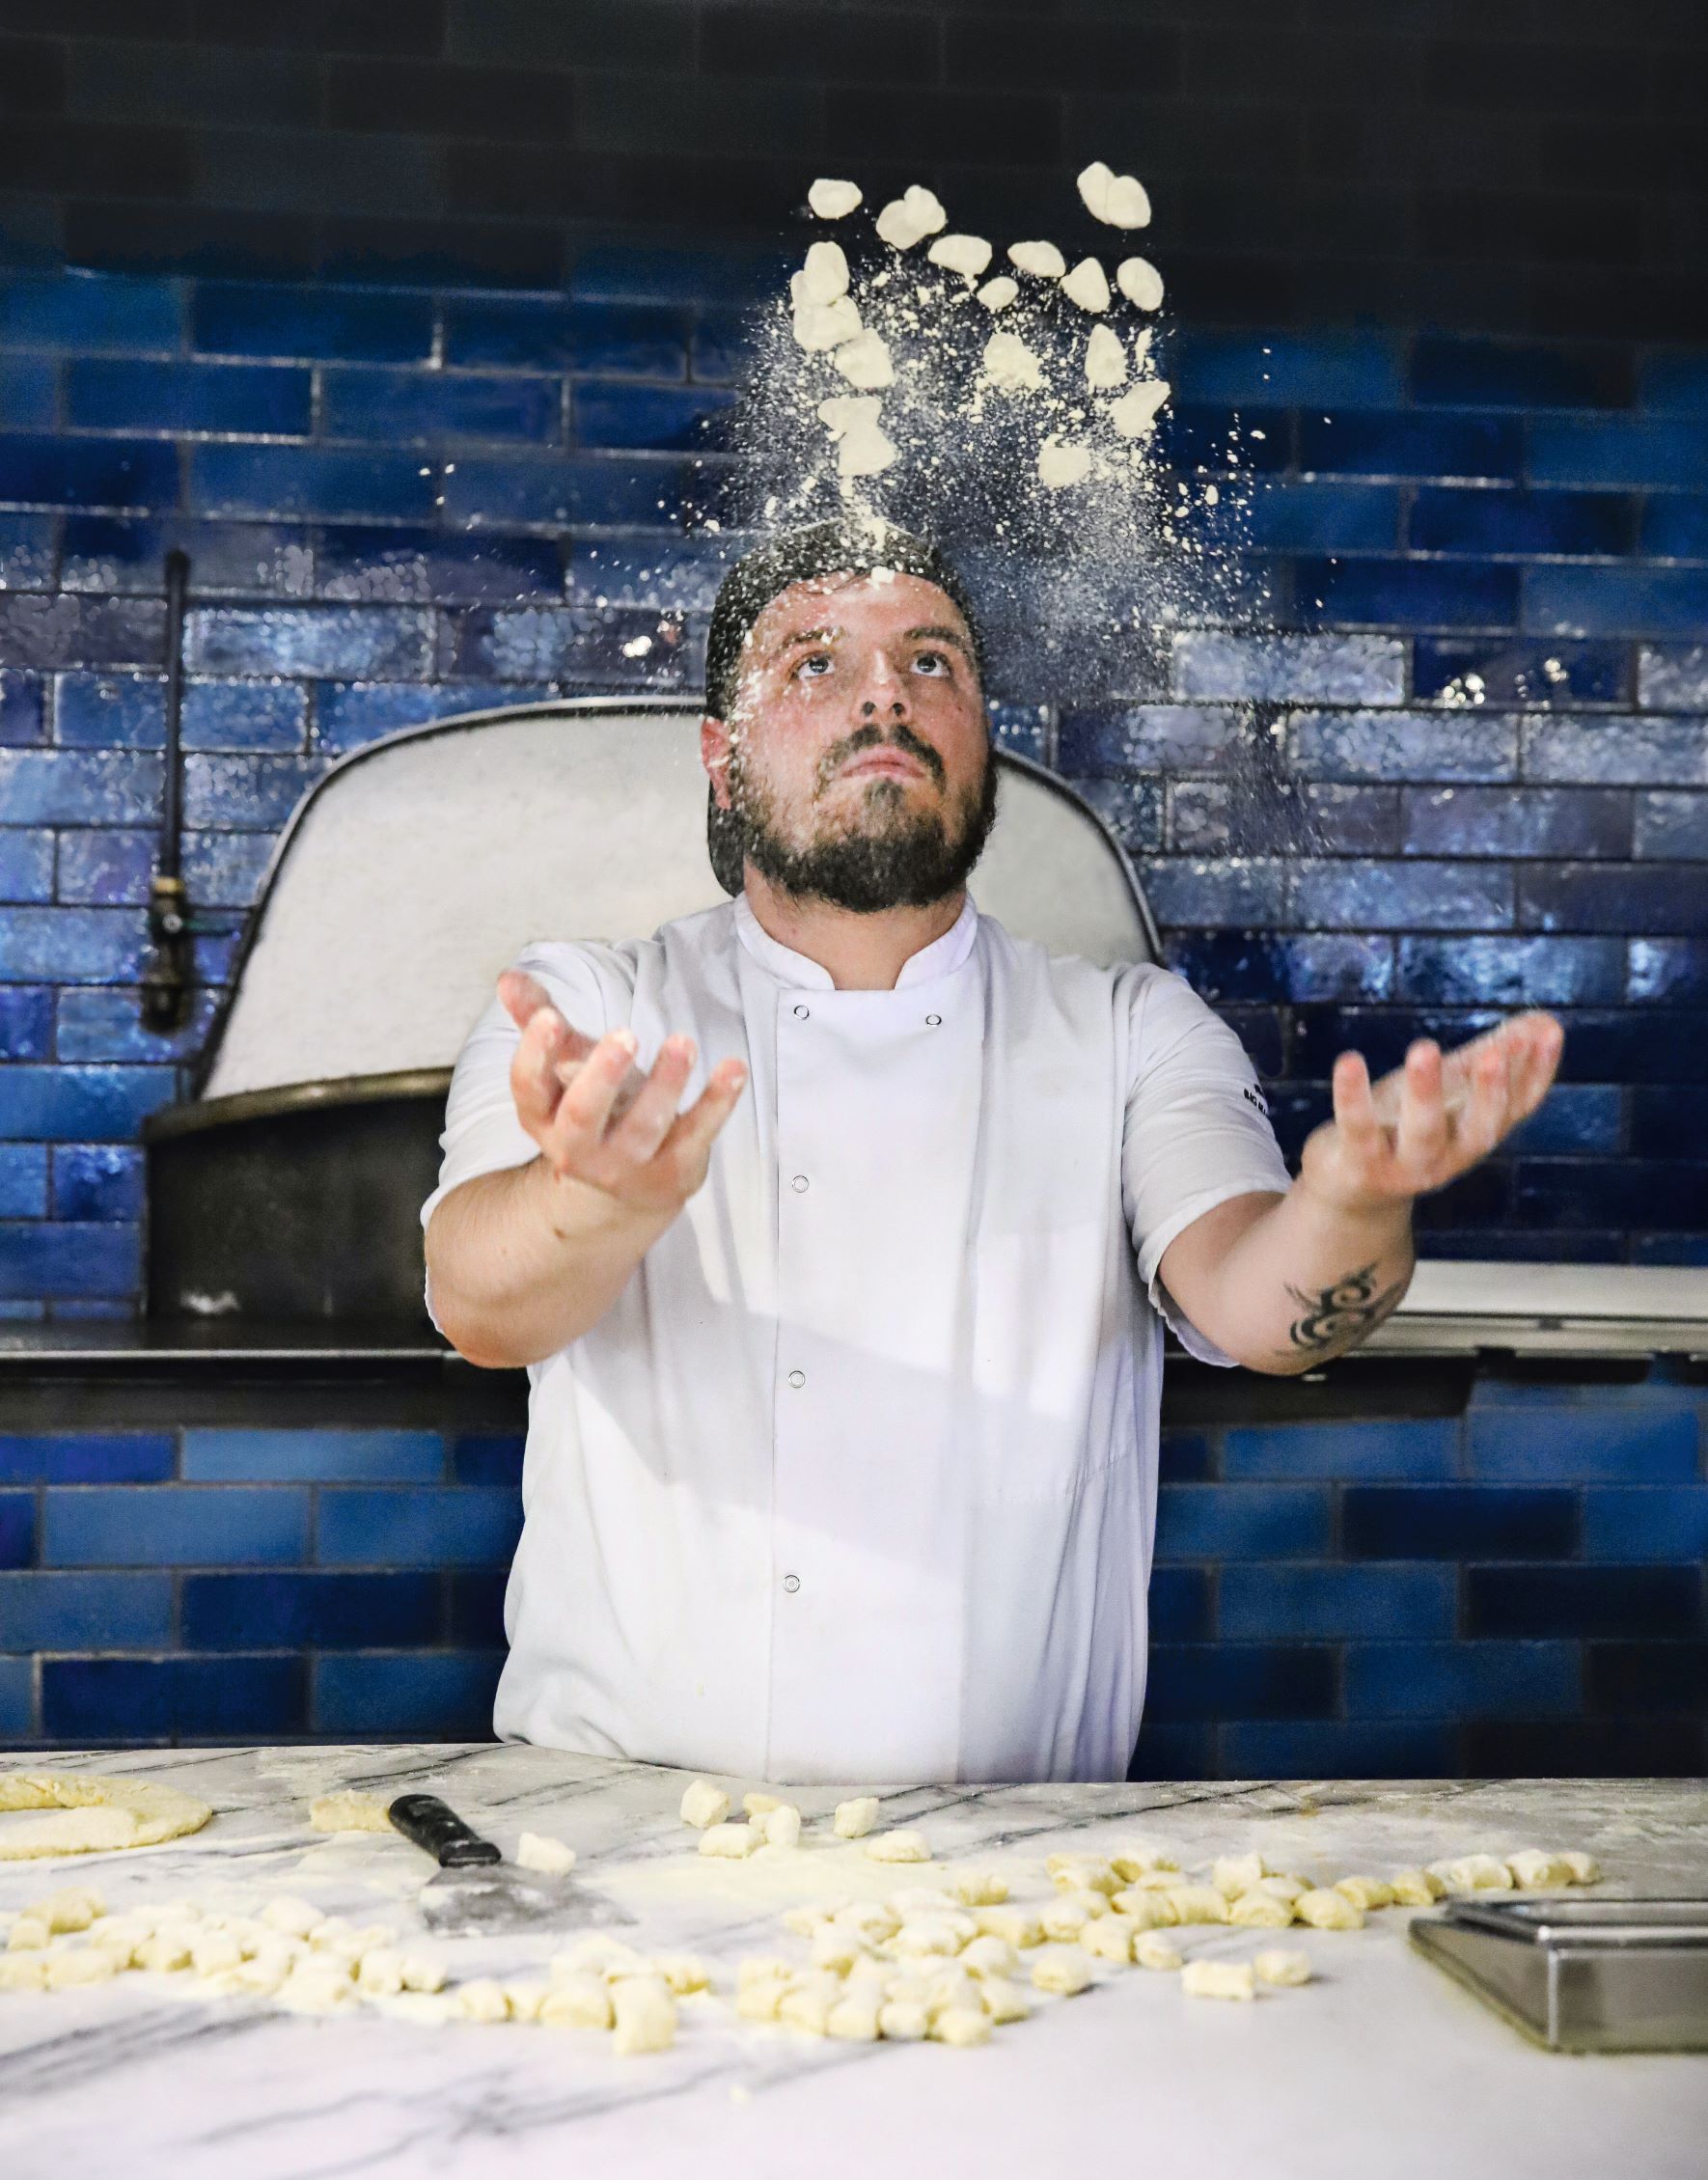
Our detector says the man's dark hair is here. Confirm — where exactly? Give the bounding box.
[703,518,986,892]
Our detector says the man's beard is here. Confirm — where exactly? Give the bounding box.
[728,735,1001,914]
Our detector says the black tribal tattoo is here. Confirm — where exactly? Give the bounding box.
[1278,1259,1410,1357]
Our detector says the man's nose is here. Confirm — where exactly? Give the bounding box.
[857,653,908,721]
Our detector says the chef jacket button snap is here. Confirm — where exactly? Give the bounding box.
[792,1003,811,1019]
[786,1368,806,1388]
[783,1574,801,1594]
[925,1013,942,1026]
[790,1173,809,1193]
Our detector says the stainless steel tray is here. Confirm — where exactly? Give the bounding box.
[1411,1896,1708,2053]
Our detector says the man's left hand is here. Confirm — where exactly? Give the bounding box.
[1299,1010,1566,1219]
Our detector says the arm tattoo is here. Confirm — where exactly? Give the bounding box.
[1276,1258,1410,1359]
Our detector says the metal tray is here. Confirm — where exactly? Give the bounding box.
[1411,1895,1708,2053]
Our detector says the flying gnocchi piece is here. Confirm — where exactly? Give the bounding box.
[926,232,992,281]
[981,330,1045,393]
[1085,324,1127,389]
[1061,257,1112,314]
[808,178,863,219]
[875,184,948,250]
[1007,239,1066,279]
[791,293,862,353]
[832,329,895,390]
[834,1797,881,1838]
[796,240,850,307]
[976,274,1018,312]
[1116,255,1165,311]
[1076,159,1152,230]
[1037,435,1093,488]
[1108,378,1171,438]
[816,395,895,478]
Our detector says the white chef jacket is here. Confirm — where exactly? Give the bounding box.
[420,892,1292,1784]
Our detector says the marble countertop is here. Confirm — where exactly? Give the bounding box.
[2,1747,1705,2180]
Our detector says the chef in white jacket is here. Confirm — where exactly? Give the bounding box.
[423,518,1563,1784]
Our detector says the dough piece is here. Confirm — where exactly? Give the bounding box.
[262,1896,321,1941]
[1046,1854,1119,1895]
[309,1791,392,1835]
[976,275,1018,312]
[1037,435,1092,489]
[890,1886,958,1916]
[930,2002,992,2046]
[135,1931,193,1973]
[742,1792,782,1819]
[878,1998,929,2040]
[653,1954,711,1995]
[808,178,863,220]
[798,240,850,307]
[1116,256,1165,311]
[1296,1887,1364,1931]
[865,1829,931,1864]
[540,1972,613,2029]
[981,330,1045,393]
[1085,324,1127,390]
[0,1772,211,1860]
[1429,1854,1513,1895]
[1163,1886,1229,1926]
[379,1990,456,2026]
[1110,1890,1175,1932]
[875,184,947,250]
[1110,1845,1179,1880]
[358,1946,406,1998]
[234,1946,295,1998]
[678,1779,730,1830]
[1229,1889,1296,1930]
[190,1929,243,1977]
[1336,1875,1395,1911]
[1253,1947,1312,1987]
[1251,1874,1309,1905]
[837,1900,899,1942]
[1031,1946,1093,1997]
[278,1964,360,2015]
[515,1832,577,1875]
[1076,160,1151,230]
[1038,1899,1093,1942]
[735,1974,790,2023]
[892,1913,975,1959]
[927,233,992,281]
[7,1914,49,1951]
[1108,378,1171,438]
[1391,1867,1445,1908]
[1212,1855,1270,1900]
[832,330,895,390]
[976,1906,1042,1947]
[779,1976,839,2036]
[1007,240,1066,279]
[0,1952,48,1992]
[1081,1916,1135,1965]
[1181,1959,1255,2001]
[834,1797,881,1839]
[792,294,863,353]
[958,1934,1016,1979]
[736,1954,796,1992]
[1506,1849,1573,1890]
[762,1805,803,1850]
[826,1989,883,2040]
[456,1977,510,2024]
[949,1868,1008,1907]
[1061,257,1111,314]
[978,1974,1032,2024]
[699,1822,762,1860]
[1561,1851,1601,1886]
[39,1887,105,1933]
[1134,1932,1184,1973]
[504,1978,550,2023]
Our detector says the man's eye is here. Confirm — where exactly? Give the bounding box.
[794,654,832,678]
[913,650,950,676]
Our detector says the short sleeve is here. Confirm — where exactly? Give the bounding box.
[1120,965,1293,1366]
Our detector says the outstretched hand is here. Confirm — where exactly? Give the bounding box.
[1299,1010,1564,1218]
[499,970,748,1224]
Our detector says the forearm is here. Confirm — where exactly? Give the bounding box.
[1201,1180,1416,1374]
[425,1156,672,1369]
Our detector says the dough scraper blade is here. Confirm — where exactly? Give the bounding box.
[388,1793,634,1939]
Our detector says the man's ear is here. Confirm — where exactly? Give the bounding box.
[701,714,733,812]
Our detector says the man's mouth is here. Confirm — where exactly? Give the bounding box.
[840,749,929,783]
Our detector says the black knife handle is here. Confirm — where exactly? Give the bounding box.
[388,1793,502,1867]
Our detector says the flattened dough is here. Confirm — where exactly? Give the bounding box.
[309,1792,393,1835]
[0,1772,211,1861]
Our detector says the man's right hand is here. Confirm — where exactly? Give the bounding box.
[499,970,748,1228]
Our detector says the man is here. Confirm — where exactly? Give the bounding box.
[422,518,1563,1784]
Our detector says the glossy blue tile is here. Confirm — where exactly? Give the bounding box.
[53,673,164,747]
[1225,1419,1457,1481]
[1299,411,1522,483]
[1404,785,1631,860]
[1160,931,1288,1003]
[1470,1393,1698,1480]
[59,514,315,599]
[1147,1565,1211,1642]
[1526,565,1708,640]
[0,987,52,1062]
[1343,1485,1578,1559]
[1396,934,1625,1007]
[181,679,308,752]
[1158,1431,1213,1483]
[50,1145,144,1221]
[1177,330,1404,406]
[0,1657,30,1733]
[567,534,732,614]
[1146,1642,1336,1722]
[316,1485,523,1567]
[186,606,431,678]
[0,511,57,590]
[1639,496,1708,561]
[1412,338,1631,411]
[1155,403,1291,475]
[317,524,563,606]
[1518,1158,1708,1230]
[1638,353,1708,416]
[1411,486,1634,558]
[442,298,689,377]
[1127,1720,1212,1780]
[0,355,56,428]
[321,367,561,445]
[1529,417,1708,489]
[0,828,52,902]
[314,678,553,753]
[1630,1084,1708,1157]
[568,245,787,309]
[689,312,752,386]
[0,905,146,981]
[1522,713,1707,787]
[1290,858,1513,932]
[64,358,311,437]
[451,1432,525,1486]
[53,991,218,1064]
[1506,1084,1626,1155]
[989,704,1049,762]
[1584,1489,1708,1561]
[1153,1484,1331,1561]
[0,1491,33,1566]
[1211,480,1401,554]
[1628,940,1708,1006]
[181,754,326,828]
[41,1655,307,1740]
[1414,636,1629,708]
[448,604,690,686]
[442,453,685,530]
[41,1485,309,1566]
[1289,706,1519,784]
[1172,631,1405,704]
[182,1428,446,1481]
[0,1144,46,1217]
[1220,1562,1456,1640]
[181,1571,442,1650]
[1294,556,1519,632]
[1142,857,1287,928]
[1344,1641,1580,1720]
[192,283,433,364]
[1059,704,1243,777]
[450,1568,507,1646]
[0,1430,172,1482]
[1465,1565,1701,1640]
[1221,1719,1454,1779]
[1637,646,1708,711]
[190,443,440,523]
[1520,863,1708,936]
[180,830,273,908]
[54,829,152,907]
[1061,778,1165,856]
[312,1649,504,1737]
[0,272,181,356]
[0,433,178,510]
[571,380,737,453]
[0,1570,172,1645]
[1,673,46,758]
